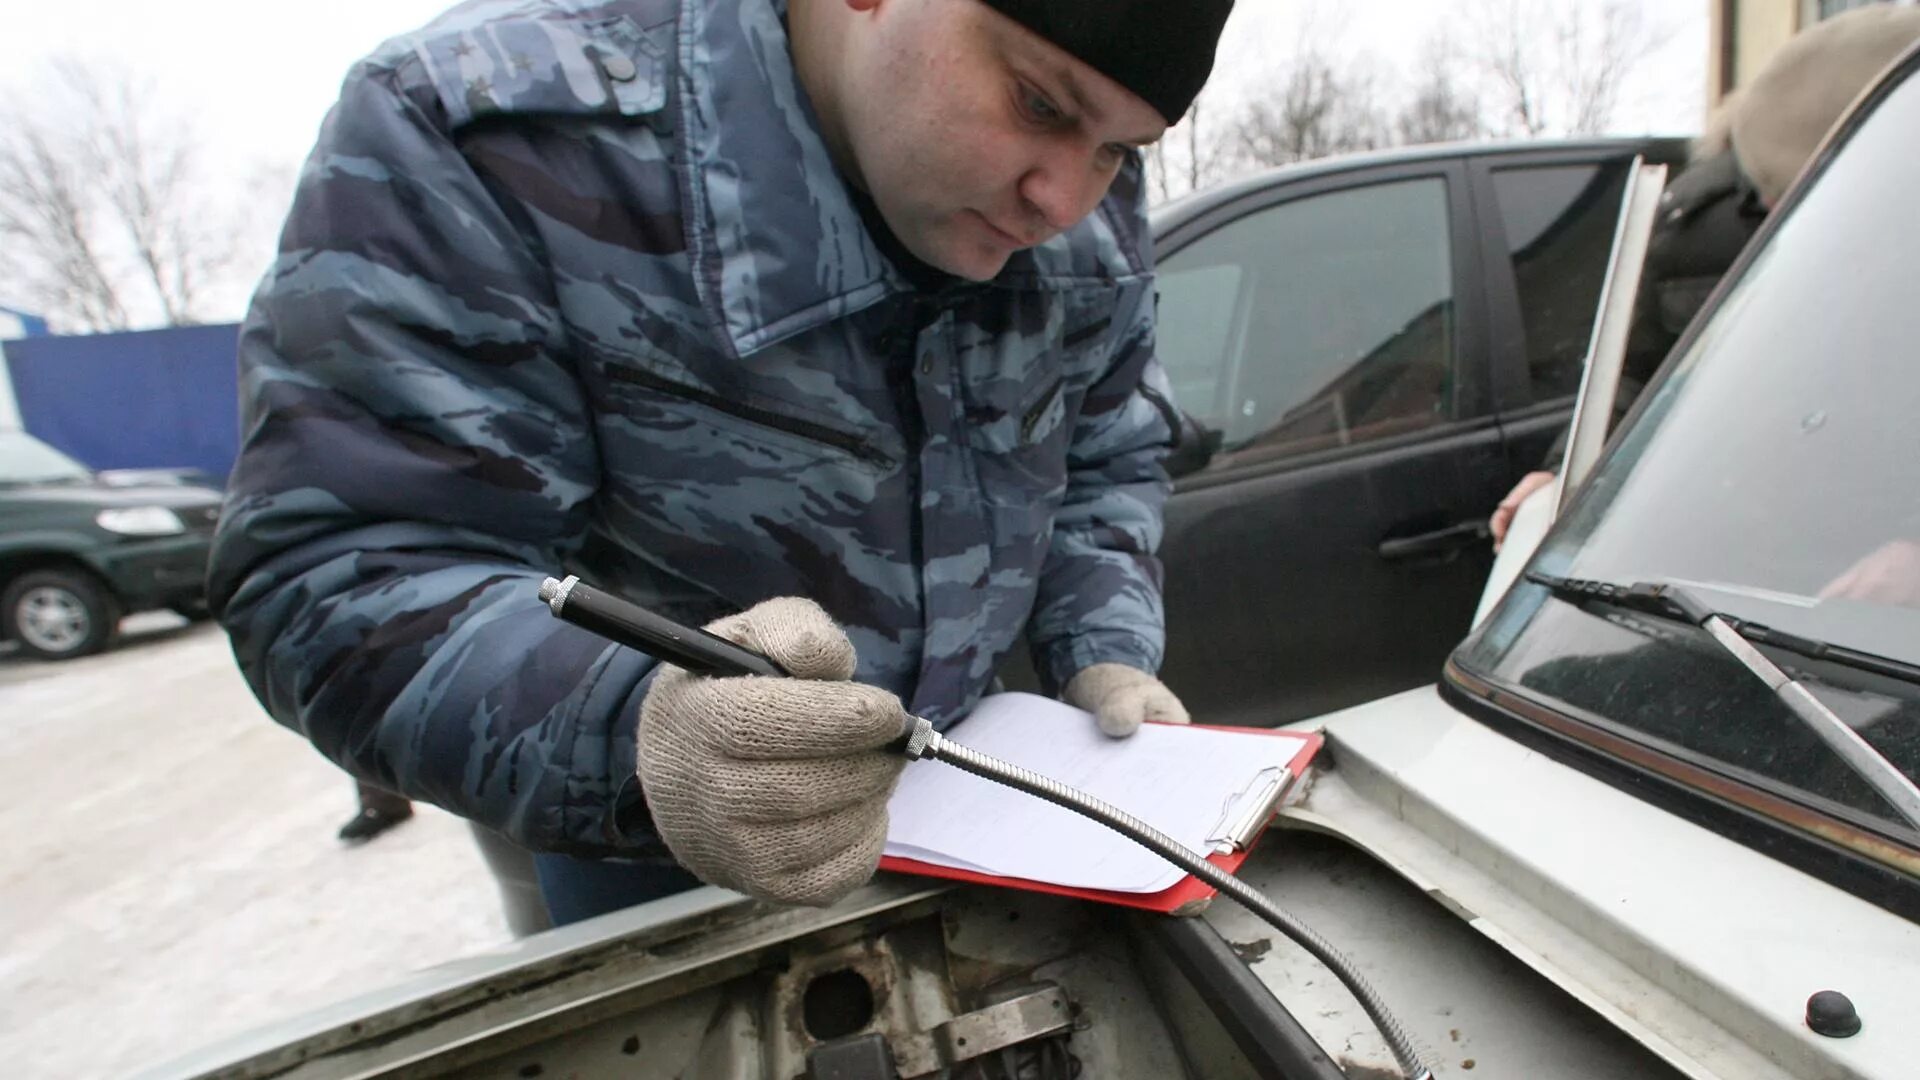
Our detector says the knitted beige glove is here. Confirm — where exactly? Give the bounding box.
[637,598,907,906]
[1062,663,1192,737]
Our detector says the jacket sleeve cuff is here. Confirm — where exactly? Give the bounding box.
[1035,629,1162,698]
[592,660,671,854]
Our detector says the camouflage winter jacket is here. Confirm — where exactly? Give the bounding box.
[210,0,1178,857]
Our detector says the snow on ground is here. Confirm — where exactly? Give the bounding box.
[0,616,510,1078]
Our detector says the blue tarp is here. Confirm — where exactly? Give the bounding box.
[4,323,241,480]
[1,306,51,338]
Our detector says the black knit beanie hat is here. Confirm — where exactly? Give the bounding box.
[978,0,1236,124]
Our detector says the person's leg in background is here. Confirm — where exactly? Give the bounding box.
[337,779,413,844]
[467,822,555,937]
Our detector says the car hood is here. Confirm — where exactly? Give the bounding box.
[1286,683,1920,1080]
[2,480,223,512]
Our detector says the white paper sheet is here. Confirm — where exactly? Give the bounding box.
[883,693,1308,893]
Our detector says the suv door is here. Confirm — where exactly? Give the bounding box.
[1152,160,1507,727]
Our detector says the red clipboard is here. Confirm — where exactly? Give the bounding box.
[878,726,1323,915]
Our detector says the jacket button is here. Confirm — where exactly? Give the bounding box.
[600,52,639,82]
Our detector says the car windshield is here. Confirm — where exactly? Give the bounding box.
[1457,62,1920,845]
[0,430,92,486]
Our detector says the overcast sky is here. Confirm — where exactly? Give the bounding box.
[0,0,1707,322]
[1,0,1709,165]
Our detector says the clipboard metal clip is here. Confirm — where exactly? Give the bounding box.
[1206,765,1292,855]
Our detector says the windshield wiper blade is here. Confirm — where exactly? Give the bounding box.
[1525,574,1920,686]
[1526,571,1920,831]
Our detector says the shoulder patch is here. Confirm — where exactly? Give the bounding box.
[410,0,677,130]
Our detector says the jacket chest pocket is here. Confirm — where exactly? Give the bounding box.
[950,297,1112,500]
[590,358,901,596]
[965,370,1077,520]
[602,362,894,474]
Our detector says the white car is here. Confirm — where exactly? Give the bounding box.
[150,42,1920,1080]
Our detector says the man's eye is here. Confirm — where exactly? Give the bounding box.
[1023,88,1064,124]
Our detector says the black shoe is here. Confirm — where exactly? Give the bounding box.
[337,805,414,844]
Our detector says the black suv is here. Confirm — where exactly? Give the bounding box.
[1003,137,1691,728]
[0,429,221,659]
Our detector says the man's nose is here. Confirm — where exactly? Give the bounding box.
[1016,143,1116,240]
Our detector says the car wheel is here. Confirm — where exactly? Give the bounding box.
[2,570,121,660]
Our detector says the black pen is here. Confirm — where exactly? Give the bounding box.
[537,575,925,754]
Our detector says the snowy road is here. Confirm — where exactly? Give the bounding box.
[1,616,510,1078]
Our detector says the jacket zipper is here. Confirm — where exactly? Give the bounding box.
[1020,377,1066,443]
[607,363,892,467]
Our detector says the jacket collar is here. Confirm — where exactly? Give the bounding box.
[675,0,908,358]
[671,0,1143,359]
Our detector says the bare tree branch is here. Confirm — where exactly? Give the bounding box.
[1233,45,1387,168]
[1145,0,1661,202]
[0,59,249,332]
[1144,89,1237,205]
[1462,0,1655,137]
[1558,0,1651,135]
[0,119,130,331]
[1396,33,1488,145]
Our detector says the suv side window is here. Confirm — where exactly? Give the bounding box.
[1490,162,1631,401]
[1155,177,1457,468]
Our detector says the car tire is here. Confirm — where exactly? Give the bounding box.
[2,569,121,661]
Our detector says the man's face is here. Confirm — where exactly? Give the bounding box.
[836,0,1169,282]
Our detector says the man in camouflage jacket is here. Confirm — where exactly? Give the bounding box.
[210,0,1233,917]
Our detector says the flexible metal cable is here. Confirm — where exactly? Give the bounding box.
[919,731,1434,1080]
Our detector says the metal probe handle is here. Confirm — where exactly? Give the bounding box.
[538,576,931,757]
[539,575,786,677]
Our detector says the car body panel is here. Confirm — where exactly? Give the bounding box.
[1144,139,1685,728]
[96,467,222,489]
[146,683,1915,1080]
[1194,827,1688,1079]
[1161,417,1510,726]
[145,832,1690,1080]
[1286,686,1920,1079]
[0,473,220,616]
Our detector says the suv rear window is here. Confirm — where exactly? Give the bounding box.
[1491,163,1631,402]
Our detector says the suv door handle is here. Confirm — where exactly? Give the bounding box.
[1377,520,1491,561]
